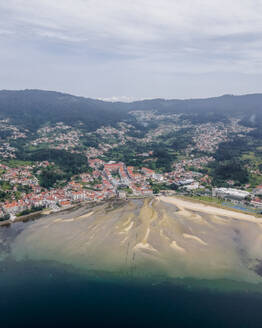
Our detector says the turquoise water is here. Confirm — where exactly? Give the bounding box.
[1,259,262,328]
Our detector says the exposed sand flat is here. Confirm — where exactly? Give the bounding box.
[11,198,262,285]
[183,233,207,246]
[63,219,75,222]
[170,241,186,253]
[124,221,134,232]
[54,219,62,223]
[53,213,94,223]
[160,196,262,223]
[78,212,94,220]
[134,242,159,253]
[143,228,150,243]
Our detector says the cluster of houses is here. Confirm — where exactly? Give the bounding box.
[31,123,84,151]
[191,123,228,153]
[0,119,27,140]
[0,120,27,158]
[0,116,261,220]
[0,157,204,220]
[172,156,214,172]
[186,120,253,155]
[0,143,17,159]
[1,156,262,221]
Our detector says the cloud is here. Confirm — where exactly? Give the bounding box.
[98,96,147,102]
[0,0,262,97]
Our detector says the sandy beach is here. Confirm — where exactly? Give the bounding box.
[160,196,262,223]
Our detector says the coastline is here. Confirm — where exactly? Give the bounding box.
[7,196,262,288]
[159,195,262,223]
[172,194,262,218]
[1,193,262,229]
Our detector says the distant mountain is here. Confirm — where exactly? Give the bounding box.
[0,89,261,131]
[126,94,262,126]
[0,89,128,131]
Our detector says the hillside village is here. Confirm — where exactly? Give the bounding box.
[1,153,262,221]
[0,159,201,219]
[0,112,262,221]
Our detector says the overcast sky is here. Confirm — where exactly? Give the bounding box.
[1,0,262,100]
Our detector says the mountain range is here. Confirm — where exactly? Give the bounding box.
[0,89,261,131]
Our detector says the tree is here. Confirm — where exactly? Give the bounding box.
[39,168,64,189]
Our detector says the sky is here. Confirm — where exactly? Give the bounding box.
[1,0,262,101]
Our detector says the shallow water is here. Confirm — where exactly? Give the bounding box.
[10,199,262,284]
[1,259,262,328]
[2,199,262,327]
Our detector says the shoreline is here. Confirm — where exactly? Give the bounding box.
[1,194,262,228]
[6,196,262,289]
[0,205,78,227]
[159,195,262,223]
[176,194,262,218]
[0,198,131,228]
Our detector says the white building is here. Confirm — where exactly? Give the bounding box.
[212,188,250,201]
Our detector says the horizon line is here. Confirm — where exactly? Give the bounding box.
[1,88,262,103]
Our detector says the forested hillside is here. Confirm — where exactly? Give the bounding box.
[0,90,262,131]
[0,90,128,131]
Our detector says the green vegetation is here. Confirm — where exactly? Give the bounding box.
[17,185,33,194]
[1,160,34,168]
[0,190,10,202]
[1,90,262,194]
[102,128,193,172]
[0,90,129,132]
[118,186,133,194]
[209,135,262,187]
[189,195,224,205]
[102,141,150,167]
[0,213,10,221]
[0,181,13,202]
[17,206,44,217]
[182,113,229,125]
[0,181,12,191]
[0,130,12,139]
[158,128,194,150]
[17,149,88,174]
[81,134,101,148]
[13,148,90,188]
[39,168,64,189]
[149,181,178,194]
[210,160,249,186]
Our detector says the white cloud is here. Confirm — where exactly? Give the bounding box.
[98,96,147,102]
[0,0,262,97]
[2,1,262,44]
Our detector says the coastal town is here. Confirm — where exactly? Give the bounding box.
[3,3,262,326]
[1,154,262,221]
[0,112,262,222]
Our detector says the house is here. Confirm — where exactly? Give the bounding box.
[251,198,262,208]
[142,167,156,179]
[118,191,126,199]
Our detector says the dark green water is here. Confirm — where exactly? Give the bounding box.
[1,259,262,328]
[1,223,262,328]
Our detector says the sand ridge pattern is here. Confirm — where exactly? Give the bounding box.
[11,197,262,284]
